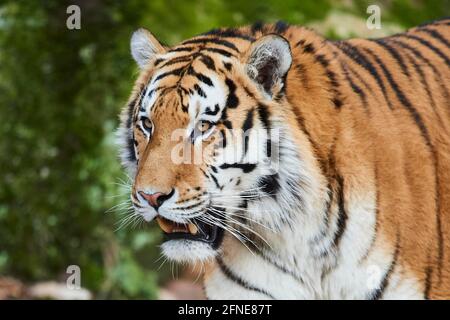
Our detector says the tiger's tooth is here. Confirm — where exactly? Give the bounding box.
[188,223,198,235]
[156,217,173,233]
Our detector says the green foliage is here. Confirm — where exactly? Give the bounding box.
[0,0,448,299]
[0,0,159,298]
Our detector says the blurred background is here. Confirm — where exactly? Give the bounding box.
[0,0,448,299]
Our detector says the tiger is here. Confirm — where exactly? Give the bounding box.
[117,18,450,299]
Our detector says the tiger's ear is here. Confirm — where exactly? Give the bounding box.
[244,35,292,97]
[130,28,165,69]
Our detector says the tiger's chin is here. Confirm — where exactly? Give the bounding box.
[156,216,225,262]
[161,240,218,262]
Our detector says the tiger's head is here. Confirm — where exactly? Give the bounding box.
[117,27,321,262]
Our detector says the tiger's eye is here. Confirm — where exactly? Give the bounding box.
[142,117,152,131]
[197,121,211,133]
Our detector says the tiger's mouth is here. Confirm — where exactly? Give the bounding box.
[156,215,223,245]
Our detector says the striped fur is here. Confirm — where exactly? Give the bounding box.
[118,18,450,299]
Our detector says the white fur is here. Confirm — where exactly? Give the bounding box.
[161,240,217,263]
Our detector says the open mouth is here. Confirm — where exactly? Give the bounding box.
[156,215,223,246]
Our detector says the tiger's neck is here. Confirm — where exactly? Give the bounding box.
[204,31,348,298]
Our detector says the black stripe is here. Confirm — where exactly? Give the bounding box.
[220,129,227,148]
[420,28,450,49]
[225,78,239,108]
[290,104,319,154]
[256,250,305,285]
[126,96,138,129]
[127,136,136,162]
[258,174,280,196]
[332,174,348,247]
[335,42,393,109]
[345,63,376,98]
[296,63,309,85]
[363,48,434,149]
[302,42,315,54]
[251,21,264,34]
[326,70,339,88]
[315,54,330,67]
[187,66,213,86]
[424,263,433,299]
[139,88,153,112]
[159,56,192,68]
[339,61,369,113]
[324,183,334,226]
[257,103,274,172]
[210,173,222,189]
[274,20,289,34]
[154,58,164,66]
[243,86,255,99]
[223,62,232,71]
[182,37,240,52]
[169,47,194,53]
[375,39,410,77]
[131,192,141,205]
[257,103,270,128]
[242,109,254,133]
[175,200,207,211]
[401,34,450,66]
[219,163,256,173]
[194,84,206,97]
[223,120,232,130]
[196,73,213,86]
[266,139,271,158]
[216,257,275,299]
[199,54,216,71]
[242,109,254,156]
[205,104,220,116]
[154,66,185,82]
[295,39,305,47]
[199,168,210,179]
[369,233,400,300]
[325,70,343,109]
[299,51,341,111]
[204,47,235,58]
[178,90,189,113]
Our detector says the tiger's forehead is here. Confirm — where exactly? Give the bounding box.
[138,50,237,123]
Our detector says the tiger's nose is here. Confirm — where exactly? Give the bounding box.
[138,189,174,209]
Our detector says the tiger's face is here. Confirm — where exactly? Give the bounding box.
[118,29,293,262]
